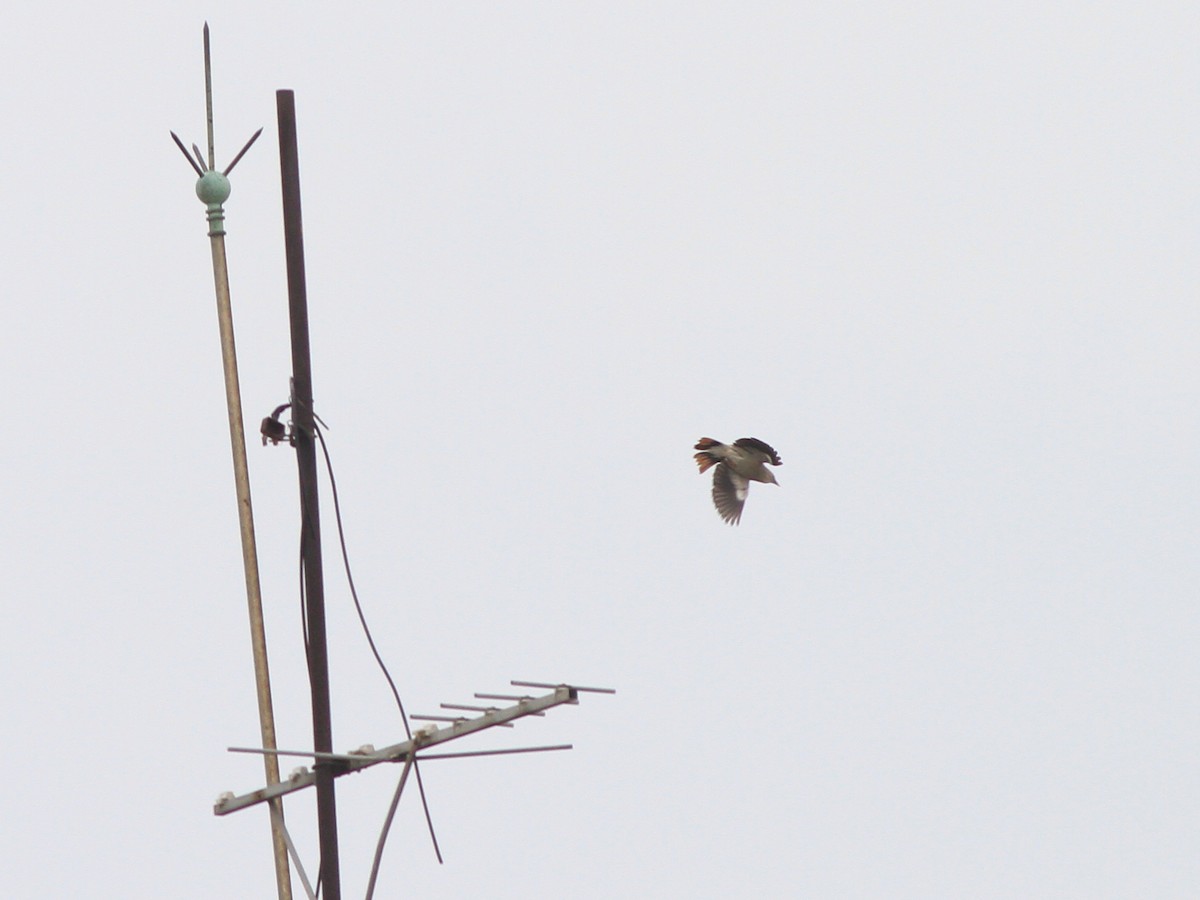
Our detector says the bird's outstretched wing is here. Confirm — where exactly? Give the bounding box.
[733,437,782,466]
[712,464,750,525]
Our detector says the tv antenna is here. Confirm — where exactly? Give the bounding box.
[219,681,614,899]
[174,27,614,900]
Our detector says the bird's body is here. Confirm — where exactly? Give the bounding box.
[693,437,782,525]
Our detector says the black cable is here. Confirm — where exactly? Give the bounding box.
[311,425,410,724]
[312,423,444,865]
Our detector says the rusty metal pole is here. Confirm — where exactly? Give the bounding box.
[276,88,342,900]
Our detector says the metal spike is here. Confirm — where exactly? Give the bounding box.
[170,131,205,177]
[191,142,209,173]
[224,127,264,175]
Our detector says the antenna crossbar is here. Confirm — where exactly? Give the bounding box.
[215,684,583,816]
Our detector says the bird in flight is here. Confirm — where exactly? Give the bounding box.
[693,437,782,525]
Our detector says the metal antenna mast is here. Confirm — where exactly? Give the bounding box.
[169,23,290,900]
[276,88,343,900]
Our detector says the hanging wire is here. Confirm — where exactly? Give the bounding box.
[312,422,444,865]
[364,755,416,899]
[268,801,319,900]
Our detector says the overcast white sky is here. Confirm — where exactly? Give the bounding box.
[2,4,1196,898]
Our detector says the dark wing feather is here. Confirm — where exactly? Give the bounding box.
[712,463,749,525]
[733,437,781,466]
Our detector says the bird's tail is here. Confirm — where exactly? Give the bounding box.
[693,437,724,473]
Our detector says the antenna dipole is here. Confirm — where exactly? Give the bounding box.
[170,24,291,900]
